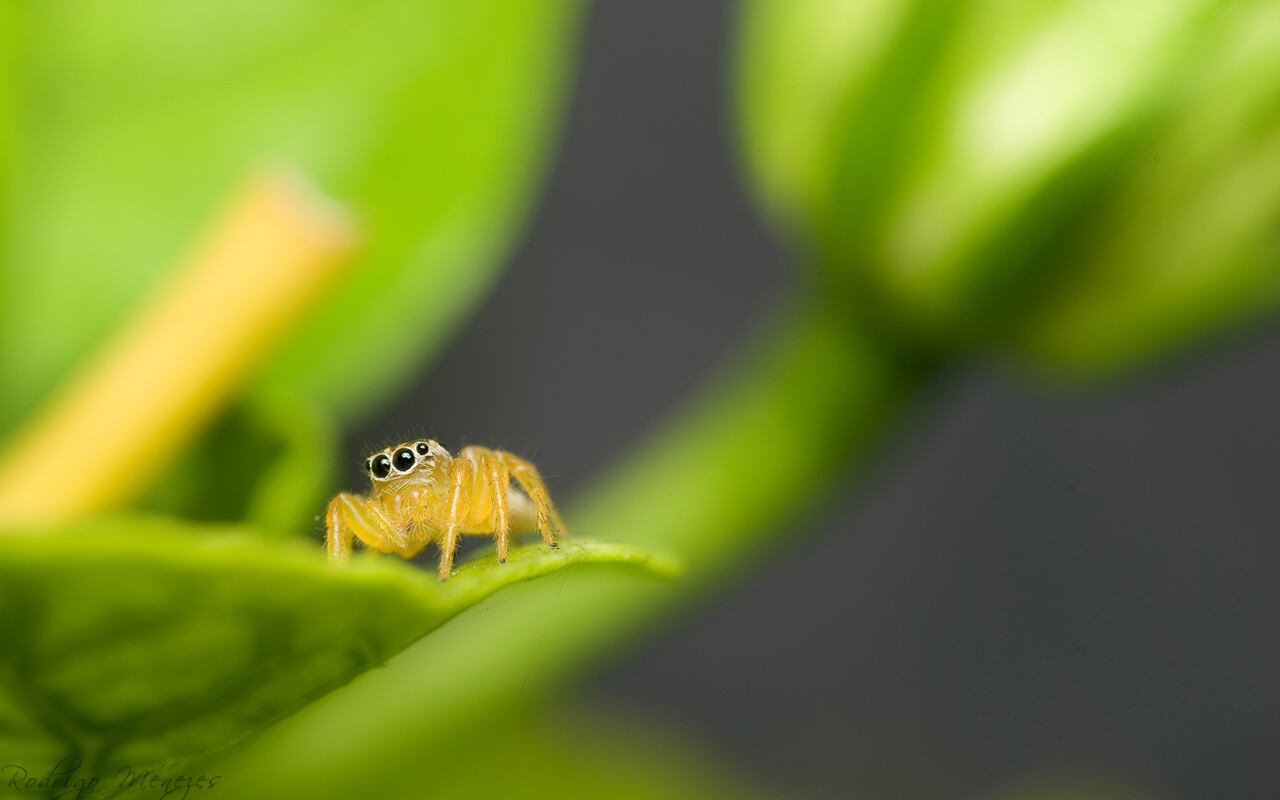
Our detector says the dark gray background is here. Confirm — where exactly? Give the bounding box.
[349,4,1280,799]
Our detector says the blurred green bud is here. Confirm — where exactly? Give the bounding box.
[737,0,1280,376]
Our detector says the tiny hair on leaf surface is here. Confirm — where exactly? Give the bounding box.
[0,517,676,775]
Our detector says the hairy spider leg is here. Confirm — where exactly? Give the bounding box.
[496,451,566,547]
[440,446,527,579]
[479,450,512,563]
[439,446,544,579]
[325,492,405,561]
[437,455,477,581]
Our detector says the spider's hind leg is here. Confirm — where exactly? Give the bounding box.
[496,452,566,548]
[480,452,513,563]
[453,447,513,564]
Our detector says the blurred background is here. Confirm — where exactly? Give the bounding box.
[362,3,1280,799]
[3,2,1279,800]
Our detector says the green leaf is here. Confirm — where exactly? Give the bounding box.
[0,518,675,775]
[0,0,582,437]
[380,707,779,800]
[1010,5,1280,376]
[138,389,338,536]
[736,0,1280,375]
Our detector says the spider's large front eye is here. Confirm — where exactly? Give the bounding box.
[393,447,416,472]
[370,454,391,479]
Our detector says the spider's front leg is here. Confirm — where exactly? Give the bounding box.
[325,492,404,561]
[438,456,477,581]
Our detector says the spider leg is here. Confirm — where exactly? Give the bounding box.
[481,452,512,563]
[325,493,402,561]
[453,447,512,563]
[438,455,477,581]
[495,451,566,548]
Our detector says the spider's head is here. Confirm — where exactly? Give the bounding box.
[365,439,450,490]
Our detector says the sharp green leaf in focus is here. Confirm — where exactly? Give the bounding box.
[0,518,675,776]
[0,0,582,439]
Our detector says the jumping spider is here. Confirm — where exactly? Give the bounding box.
[325,439,566,581]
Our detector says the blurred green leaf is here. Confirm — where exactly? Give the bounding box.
[1011,6,1280,375]
[0,0,581,439]
[139,389,337,536]
[0,518,674,775]
[735,0,912,239]
[737,0,1280,376]
[379,707,780,800]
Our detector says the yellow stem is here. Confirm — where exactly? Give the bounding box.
[0,169,358,525]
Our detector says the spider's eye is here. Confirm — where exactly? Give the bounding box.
[371,455,392,479]
[393,447,416,472]
[364,458,373,473]
[415,442,430,456]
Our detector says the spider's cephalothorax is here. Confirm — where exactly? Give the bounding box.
[364,439,452,494]
[325,439,566,581]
